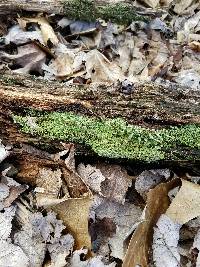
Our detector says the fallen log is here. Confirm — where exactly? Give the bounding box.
[0,0,148,24]
[0,73,200,162]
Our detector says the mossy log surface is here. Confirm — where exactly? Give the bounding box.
[1,73,200,162]
[0,0,147,24]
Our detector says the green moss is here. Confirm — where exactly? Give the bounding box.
[63,0,147,24]
[12,111,200,162]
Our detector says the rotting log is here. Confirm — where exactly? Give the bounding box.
[0,0,149,24]
[1,73,200,162]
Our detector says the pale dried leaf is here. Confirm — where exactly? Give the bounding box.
[1,43,46,74]
[0,240,29,267]
[166,180,200,224]
[0,206,16,240]
[4,25,44,45]
[174,0,199,14]
[47,234,74,267]
[14,230,46,267]
[140,0,159,8]
[0,141,10,163]
[94,198,142,259]
[2,175,28,208]
[77,164,105,194]
[35,167,62,207]
[135,169,170,199]
[97,164,132,203]
[85,49,124,83]
[70,248,116,267]
[152,214,181,267]
[20,17,59,46]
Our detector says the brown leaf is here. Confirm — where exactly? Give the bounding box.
[50,197,92,249]
[123,179,180,267]
[166,179,200,224]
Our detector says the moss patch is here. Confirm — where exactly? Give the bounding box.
[63,0,147,24]
[13,111,200,162]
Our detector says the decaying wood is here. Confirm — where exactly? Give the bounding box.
[0,0,145,24]
[0,73,200,125]
[0,73,200,162]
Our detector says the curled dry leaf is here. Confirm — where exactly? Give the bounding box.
[0,170,28,210]
[85,49,124,83]
[123,179,180,267]
[19,17,59,46]
[152,214,181,267]
[166,179,200,224]
[50,197,92,250]
[92,197,142,259]
[135,169,171,199]
[4,25,44,45]
[0,43,46,74]
[78,163,132,203]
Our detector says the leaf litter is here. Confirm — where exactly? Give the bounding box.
[1,1,200,266]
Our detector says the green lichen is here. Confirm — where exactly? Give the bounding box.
[63,0,147,24]
[13,111,200,162]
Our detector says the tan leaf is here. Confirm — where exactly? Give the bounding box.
[166,179,200,224]
[19,17,59,46]
[85,49,124,83]
[140,0,160,8]
[122,179,180,267]
[50,197,92,249]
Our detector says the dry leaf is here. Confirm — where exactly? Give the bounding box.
[78,163,132,203]
[50,197,92,249]
[70,248,116,267]
[166,179,200,224]
[123,179,180,267]
[35,167,64,207]
[1,43,46,74]
[0,206,16,240]
[19,17,59,46]
[173,0,199,14]
[152,214,181,267]
[0,141,10,163]
[140,0,160,8]
[0,171,28,210]
[85,49,124,83]
[93,197,142,259]
[191,229,200,266]
[4,25,44,45]
[135,169,171,199]
[0,240,29,267]
[47,234,74,267]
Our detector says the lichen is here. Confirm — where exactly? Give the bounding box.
[12,111,200,162]
[63,0,147,24]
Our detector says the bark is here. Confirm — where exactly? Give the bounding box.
[0,0,146,24]
[1,73,200,125]
[0,73,200,162]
